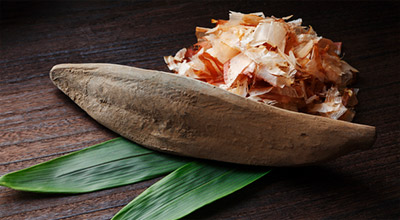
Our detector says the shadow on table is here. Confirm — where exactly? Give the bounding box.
[184,165,395,219]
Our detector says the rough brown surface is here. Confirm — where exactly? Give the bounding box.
[50,63,375,166]
[1,1,399,219]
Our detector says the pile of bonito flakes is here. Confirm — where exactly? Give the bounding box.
[165,12,359,121]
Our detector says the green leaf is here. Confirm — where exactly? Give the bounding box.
[112,161,270,220]
[0,137,188,193]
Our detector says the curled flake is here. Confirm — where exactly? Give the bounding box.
[224,53,254,87]
[251,21,287,52]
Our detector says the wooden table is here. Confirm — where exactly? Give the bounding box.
[1,1,399,219]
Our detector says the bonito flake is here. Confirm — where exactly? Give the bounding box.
[164,11,359,121]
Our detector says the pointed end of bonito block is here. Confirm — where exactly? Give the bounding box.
[50,63,108,100]
[342,122,376,153]
[361,124,377,147]
[50,63,95,84]
[50,63,81,91]
[299,120,376,166]
[50,64,71,94]
[49,63,101,106]
[50,63,64,84]
[50,63,77,80]
[350,122,376,152]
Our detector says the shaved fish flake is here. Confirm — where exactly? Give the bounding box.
[164,12,359,121]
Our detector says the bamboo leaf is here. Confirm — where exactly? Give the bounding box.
[112,161,270,220]
[0,138,188,193]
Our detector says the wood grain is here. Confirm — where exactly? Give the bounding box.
[1,1,399,219]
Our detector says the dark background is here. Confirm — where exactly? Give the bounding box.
[1,1,399,219]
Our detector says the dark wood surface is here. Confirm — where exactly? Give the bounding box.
[1,1,399,219]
